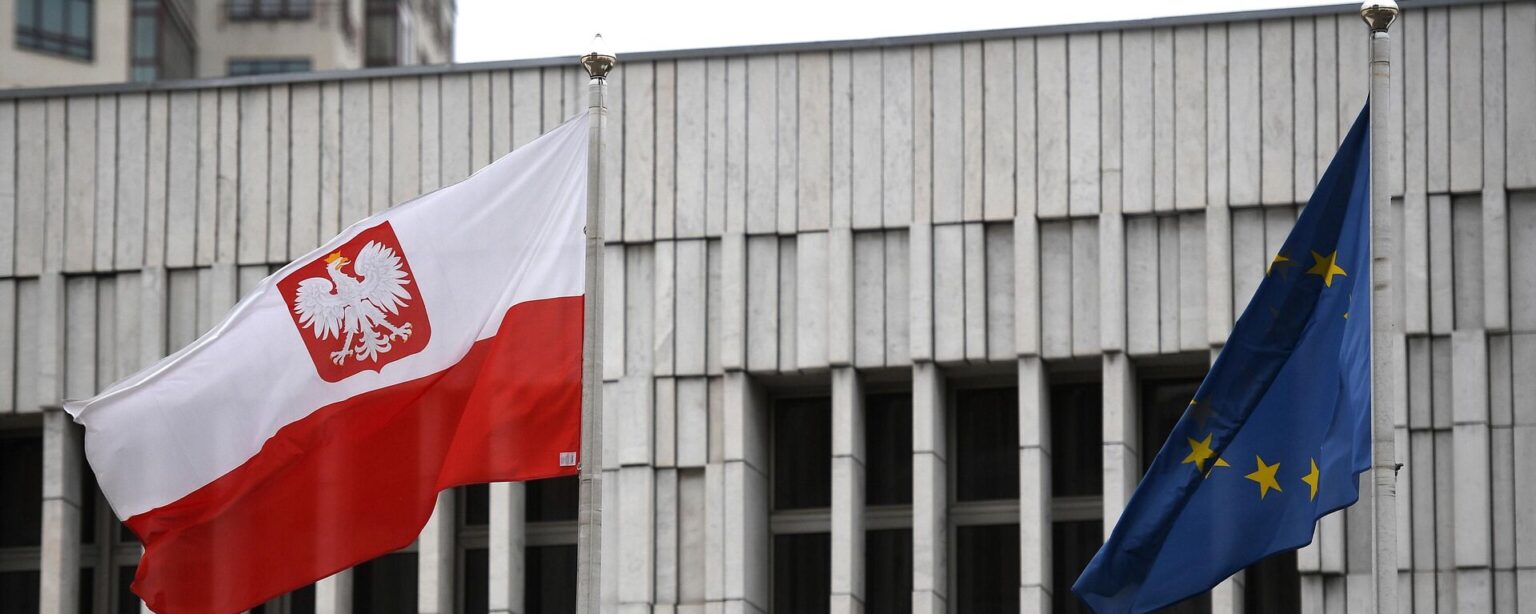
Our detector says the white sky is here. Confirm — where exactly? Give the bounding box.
[454,0,1343,63]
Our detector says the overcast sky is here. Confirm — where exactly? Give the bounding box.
[454,0,1344,63]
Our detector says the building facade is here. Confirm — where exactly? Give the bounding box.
[1,0,1534,612]
[0,0,453,88]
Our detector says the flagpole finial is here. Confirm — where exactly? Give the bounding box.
[581,34,617,80]
[1360,0,1399,33]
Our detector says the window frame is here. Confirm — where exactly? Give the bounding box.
[13,0,95,61]
[227,0,315,22]
[226,57,313,77]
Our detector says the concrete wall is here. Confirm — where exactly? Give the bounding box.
[1,0,1533,612]
[0,0,131,88]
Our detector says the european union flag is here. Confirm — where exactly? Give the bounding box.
[1072,105,1374,613]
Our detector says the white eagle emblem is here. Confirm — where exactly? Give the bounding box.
[292,241,416,365]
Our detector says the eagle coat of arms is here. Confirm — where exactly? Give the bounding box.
[277,222,431,381]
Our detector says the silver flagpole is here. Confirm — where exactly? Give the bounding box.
[577,35,614,614]
[1360,3,1400,614]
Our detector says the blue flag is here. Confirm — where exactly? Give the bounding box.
[1071,105,1374,613]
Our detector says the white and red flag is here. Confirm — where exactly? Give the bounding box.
[64,113,591,613]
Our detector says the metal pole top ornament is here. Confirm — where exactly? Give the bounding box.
[1360,0,1399,33]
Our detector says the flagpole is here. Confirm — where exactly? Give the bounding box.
[577,36,615,614]
[1360,3,1400,614]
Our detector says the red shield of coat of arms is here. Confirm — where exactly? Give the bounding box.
[277,222,432,382]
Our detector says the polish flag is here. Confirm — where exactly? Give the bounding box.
[64,113,591,613]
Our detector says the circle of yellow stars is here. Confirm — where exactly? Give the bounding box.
[1181,431,1323,502]
[1182,247,1345,501]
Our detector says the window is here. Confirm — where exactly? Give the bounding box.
[525,545,577,613]
[865,393,912,506]
[770,395,831,612]
[772,397,831,511]
[228,0,313,20]
[951,387,1020,613]
[227,58,313,77]
[0,571,40,611]
[251,584,316,614]
[526,476,578,522]
[364,0,400,67]
[1050,520,1101,614]
[115,567,139,614]
[0,434,43,548]
[954,388,1019,502]
[130,0,196,82]
[773,533,830,613]
[956,524,1020,613]
[865,529,912,614]
[14,0,93,60]
[1050,383,1103,497]
[352,552,418,614]
[457,484,488,614]
[1243,551,1300,614]
[524,476,578,611]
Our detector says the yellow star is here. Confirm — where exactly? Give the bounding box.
[1301,458,1320,501]
[1182,433,1218,472]
[1306,250,1347,287]
[1246,455,1284,499]
[1267,253,1293,278]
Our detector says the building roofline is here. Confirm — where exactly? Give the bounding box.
[0,0,1495,100]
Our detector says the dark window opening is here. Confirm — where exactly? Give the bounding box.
[252,584,316,614]
[462,547,488,614]
[865,528,913,614]
[461,484,489,526]
[525,544,577,614]
[773,396,832,510]
[228,0,313,20]
[956,524,1020,613]
[865,392,913,506]
[116,566,139,614]
[352,552,418,614]
[78,568,92,614]
[15,0,94,60]
[1051,520,1103,614]
[364,0,400,67]
[1243,550,1300,614]
[227,58,312,77]
[955,388,1019,502]
[526,475,579,522]
[772,532,830,614]
[0,434,43,547]
[1050,383,1103,497]
[0,571,41,612]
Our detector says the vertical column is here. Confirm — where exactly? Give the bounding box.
[1018,357,1052,614]
[912,363,946,614]
[721,372,768,614]
[1451,330,1492,609]
[39,407,81,614]
[1100,353,1138,536]
[418,493,456,614]
[1209,571,1245,614]
[490,483,527,614]
[831,368,865,613]
[314,571,353,614]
